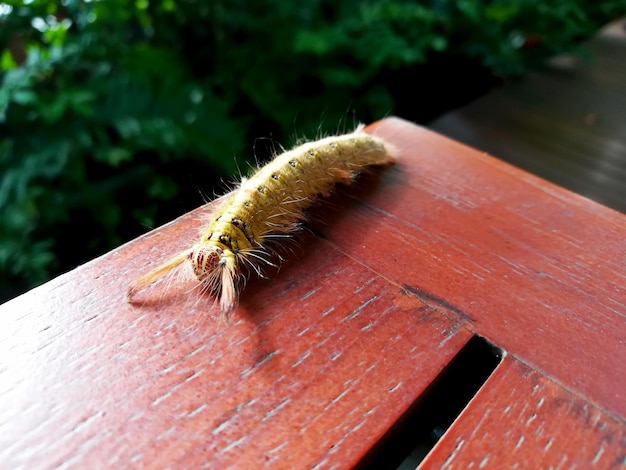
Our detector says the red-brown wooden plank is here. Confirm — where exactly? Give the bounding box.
[319,117,626,420]
[0,203,471,468]
[1,117,624,468]
[420,355,626,469]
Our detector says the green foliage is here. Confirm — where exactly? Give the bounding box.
[0,0,623,297]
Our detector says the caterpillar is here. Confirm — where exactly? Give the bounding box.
[127,125,395,313]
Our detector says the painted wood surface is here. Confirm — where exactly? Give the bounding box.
[420,355,626,469]
[329,118,625,420]
[0,201,472,467]
[1,117,624,468]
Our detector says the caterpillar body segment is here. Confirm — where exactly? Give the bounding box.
[128,126,395,313]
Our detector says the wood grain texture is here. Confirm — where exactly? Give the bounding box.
[0,205,471,468]
[419,355,626,469]
[1,117,624,468]
[327,117,626,420]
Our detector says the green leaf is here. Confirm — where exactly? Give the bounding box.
[12,90,39,105]
[68,90,95,116]
[39,95,68,122]
[1,50,18,71]
[95,147,133,166]
[294,30,332,55]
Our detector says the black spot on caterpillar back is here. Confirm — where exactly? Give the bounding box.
[128,125,395,313]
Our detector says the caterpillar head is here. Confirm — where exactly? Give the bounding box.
[189,244,222,282]
[189,244,238,312]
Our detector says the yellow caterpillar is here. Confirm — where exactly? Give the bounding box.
[128,125,395,312]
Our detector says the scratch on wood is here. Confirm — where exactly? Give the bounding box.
[300,286,322,300]
[163,319,177,331]
[437,328,458,349]
[127,313,147,329]
[187,403,207,418]
[129,411,144,422]
[233,335,250,346]
[212,411,239,436]
[184,370,202,383]
[591,445,605,465]
[321,306,335,317]
[291,350,311,368]
[152,390,172,406]
[442,438,465,469]
[216,435,247,456]
[240,350,278,378]
[314,334,332,349]
[324,389,351,411]
[542,437,554,452]
[36,340,55,352]
[70,411,103,435]
[402,284,474,322]
[161,361,180,374]
[156,425,176,441]
[364,406,377,416]
[525,413,537,426]
[329,351,341,361]
[350,419,366,434]
[354,277,376,294]
[267,442,287,454]
[262,398,290,421]
[310,457,329,470]
[340,295,377,323]
[185,343,207,359]
[250,319,269,333]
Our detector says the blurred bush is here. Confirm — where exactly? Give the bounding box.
[0,0,623,299]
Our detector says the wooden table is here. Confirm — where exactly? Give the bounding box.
[1,117,624,468]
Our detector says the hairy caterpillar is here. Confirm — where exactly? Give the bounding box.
[128,125,394,312]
